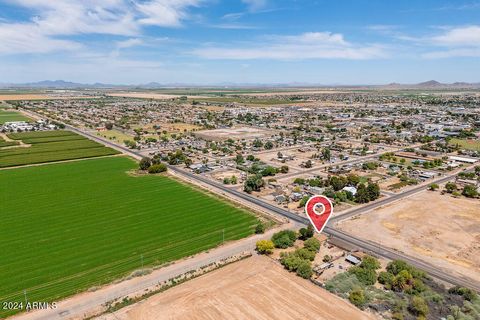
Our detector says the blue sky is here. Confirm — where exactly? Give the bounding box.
[0,0,479,84]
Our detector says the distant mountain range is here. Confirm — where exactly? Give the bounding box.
[0,80,479,89]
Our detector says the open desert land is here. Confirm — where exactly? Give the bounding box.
[98,255,377,320]
[0,94,51,100]
[107,92,209,100]
[337,190,480,282]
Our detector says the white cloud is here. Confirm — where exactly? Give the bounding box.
[136,0,201,27]
[430,25,480,46]
[422,25,480,58]
[116,38,144,49]
[242,0,268,12]
[0,0,200,55]
[192,32,387,60]
[0,22,81,54]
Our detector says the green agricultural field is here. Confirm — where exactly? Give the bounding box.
[0,157,258,317]
[0,130,119,167]
[0,109,31,124]
[449,138,480,152]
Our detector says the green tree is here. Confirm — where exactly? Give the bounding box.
[429,183,439,191]
[256,240,274,254]
[355,184,370,203]
[322,148,331,161]
[255,222,265,234]
[378,271,395,289]
[445,182,458,193]
[359,255,381,270]
[304,237,321,252]
[280,252,304,271]
[295,248,316,261]
[253,139,263,148]
[296,260,313,279]
[244,174,265,193]
[264,141,274,149]
[462,185,478,198]
[261,166,277,177]
[139,157,151,170]
[148,163,167,173]
[298,196,310,208]
[349,266,377,286]
[235,154,244,164]
[392,270,413,292]
[272,230,297,248]
[329,176,347,191]
[366,183,380,201]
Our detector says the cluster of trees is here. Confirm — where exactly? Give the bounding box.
[164,150,190,165]
[362,162,380,171]
[412,158,443,169]
[444,182,479,198]
[293,174,381,204]
[255,227,320,280]
[222,175,238,185]
[325,254,465,320]
[237,153,288,177]
[123,139,137,149]
[243,174,265,193]
[279,237,320,279]
[348,256,381,287]
[378,260,426,293]
[138,157,168,174]
[245,163,289,177]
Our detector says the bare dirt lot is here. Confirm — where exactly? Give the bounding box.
[337,190,480,282]
[108,92,208,99]
[0,94,50,100]
[99,255,376,320]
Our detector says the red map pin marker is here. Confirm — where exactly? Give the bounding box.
[305,195,333,233]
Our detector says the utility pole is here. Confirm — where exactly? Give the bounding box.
[141,254,144,269]
[24,290,28,306]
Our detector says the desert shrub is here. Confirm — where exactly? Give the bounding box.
[410,296,429,317]
[448,287,478,302]
[325,272,364,296]
[349,288,366,307]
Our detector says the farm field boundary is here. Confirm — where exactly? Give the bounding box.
[0,156,258,317]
